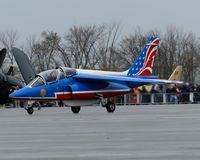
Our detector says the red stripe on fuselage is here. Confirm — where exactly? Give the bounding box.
[56,90,130,100]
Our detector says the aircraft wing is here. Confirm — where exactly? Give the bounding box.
[73,73,183,85]
[11,47,37,84]
[0,48,6,68]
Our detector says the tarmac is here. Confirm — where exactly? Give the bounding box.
[1,104,200,160]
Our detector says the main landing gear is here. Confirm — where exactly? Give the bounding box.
[100,97,116,113]
[69,99,116,114]
[69,101,115,114]
[71,106,81,114]
[105,101,116,113]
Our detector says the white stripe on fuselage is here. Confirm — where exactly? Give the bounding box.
[55,89,131,95]
[76,69,128,76]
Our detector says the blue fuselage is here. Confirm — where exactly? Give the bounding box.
[10,77,143,101]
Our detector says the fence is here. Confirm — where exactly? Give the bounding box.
[113,92,200,105]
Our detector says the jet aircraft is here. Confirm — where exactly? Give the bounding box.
[0,48,24,105]
[10,36,182,114]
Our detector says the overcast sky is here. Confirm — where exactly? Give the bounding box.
[0,0,199,44]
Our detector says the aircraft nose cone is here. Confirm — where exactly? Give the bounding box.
[9,87,29,100]
[9,91,20,99]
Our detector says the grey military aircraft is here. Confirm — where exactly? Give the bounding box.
[0,48,24,105]
[0,47,49,108]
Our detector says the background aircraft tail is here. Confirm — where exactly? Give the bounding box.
[168,65,182,81]
[127,36,159,77]
[11,47,37,84]
[167,65,183,88]
[0,48,6,68]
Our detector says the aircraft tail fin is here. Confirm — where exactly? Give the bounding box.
[0,48,6,68]
[168,65,182,81]
[11,47,37,84]
[127,36,159,77]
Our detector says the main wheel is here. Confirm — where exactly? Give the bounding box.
[71,106,81,114]
[105,102,116,113]
[27,107,34,115]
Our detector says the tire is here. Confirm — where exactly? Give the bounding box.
[105,102,116,113]
[71,106,81,114]
[27,107,34,115]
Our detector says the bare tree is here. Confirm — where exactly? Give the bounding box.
[31,31,61,72]
[157,25,200,82]
[96,22,122,71]
[18,34,38,69]
[180,32,199,82]
[64,24,104,69]
[0,30,18,64]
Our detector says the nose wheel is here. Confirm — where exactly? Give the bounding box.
[26,107,34,115]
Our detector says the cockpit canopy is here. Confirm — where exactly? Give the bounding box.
[59,67,76,77]
[39,69,59,83]
[28,67,76,87]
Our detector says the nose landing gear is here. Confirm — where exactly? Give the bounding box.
[26,107,34,115]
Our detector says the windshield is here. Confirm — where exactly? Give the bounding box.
[28,76,45,87]
[39,69,59,83]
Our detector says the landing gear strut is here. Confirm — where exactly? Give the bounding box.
[100,97,116,113]
[71,106,81,114]
[105,101,116,113]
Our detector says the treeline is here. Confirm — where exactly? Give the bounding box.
[0,24,199,83]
